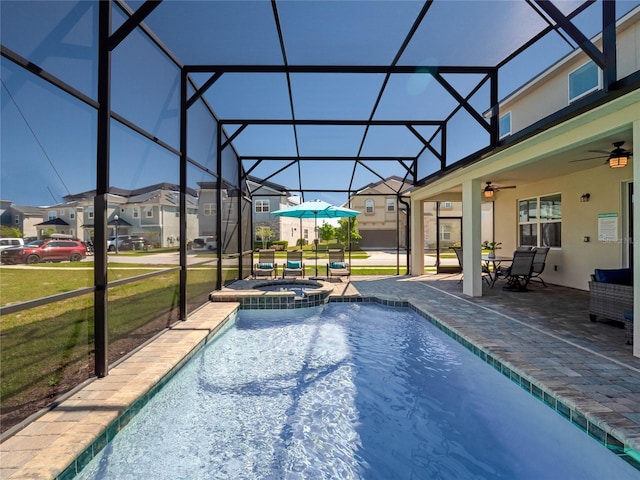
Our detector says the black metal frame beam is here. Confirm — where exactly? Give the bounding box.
[240,156,417,161]
[534,0,605,68]
[94,0,111,378]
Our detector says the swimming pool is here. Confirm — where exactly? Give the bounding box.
[75,303,638,479]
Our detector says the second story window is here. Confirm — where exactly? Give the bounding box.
[59,209,65,217]
[255,200,270,213]
[386,199,395,213]
[69,209,75,220]
[133,207,140,218]
[365,199,374,214]
[499,112,511,138]
[569,60,600,103]
[203,203,215,216]
[14,214,19,225]
[48,211,56,220]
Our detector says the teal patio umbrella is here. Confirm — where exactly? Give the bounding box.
[271,199,360,277]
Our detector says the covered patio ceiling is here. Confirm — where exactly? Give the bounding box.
[120,0,638,203]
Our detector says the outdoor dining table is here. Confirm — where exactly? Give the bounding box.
[481,254,513,287]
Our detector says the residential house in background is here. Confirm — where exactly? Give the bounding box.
[348,176,412,249]
[0,200,45,239]
[39,183,199,247]
[247,177,315,247]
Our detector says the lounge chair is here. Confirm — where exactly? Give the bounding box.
[327,249,350,280]
[282,250,305,278]
[529,247,550,286]
[502,250,536,291]
[253,249,277,278]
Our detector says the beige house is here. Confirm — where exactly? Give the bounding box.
[409,7,640,353]
[348,176,412,249]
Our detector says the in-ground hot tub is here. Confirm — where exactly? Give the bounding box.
[211,279,333,309]
[255,280,322,297]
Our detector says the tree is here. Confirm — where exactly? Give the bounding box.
[0,225,23,238]
[335,217,361,247]
[317,222,336,242]
[255,225,274,249]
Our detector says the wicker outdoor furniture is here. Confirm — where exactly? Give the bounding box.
[588,268,633,344]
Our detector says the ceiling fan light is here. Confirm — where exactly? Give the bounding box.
[609,154,628,168]
[483,189,494,198]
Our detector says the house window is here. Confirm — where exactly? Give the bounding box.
[48,211,56,220]
[569,61,600,102]
[132,207,139,218]
[69,210,75,220]
[303,229,309,240]
[440,224,451,241]
[386,199,395,213]
[146,209,153,218]
[203,203,215,215]
[442,201,452,209]
[87,209,94,220]
[14,214,19,225]
[255,200,270,213]
[59,209,65,216]
[518,194,561,248]
[365,199,374,214]
[499,112,511,138]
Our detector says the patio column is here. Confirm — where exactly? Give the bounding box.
[633,119,640,357]
[410,197,424,275]
[462,179,483,296]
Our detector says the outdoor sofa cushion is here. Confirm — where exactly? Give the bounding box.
[593,268,632,285]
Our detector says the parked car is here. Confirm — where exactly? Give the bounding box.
[119,236,151,251]
[0,238,24,251]
[0,240,87,264]
[107,235,131,252]
[191,236,217,251]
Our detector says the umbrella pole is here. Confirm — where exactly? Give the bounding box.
[314,213,318,277]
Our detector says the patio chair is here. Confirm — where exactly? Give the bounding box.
[502,250,536,291]
[529,247,550,287]
[327,249,350,280]
[253,249,277,278]
[282,250,305,278]
[453,247,491,285]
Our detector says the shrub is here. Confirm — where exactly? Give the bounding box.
[269,240,288,250]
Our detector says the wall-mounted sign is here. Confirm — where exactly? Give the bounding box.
[598,213,618,242]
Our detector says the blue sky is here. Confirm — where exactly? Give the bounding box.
[2,0,639,207]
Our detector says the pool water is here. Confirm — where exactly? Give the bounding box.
[76,303,638,479]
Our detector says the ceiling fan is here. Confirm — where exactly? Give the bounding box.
[570,141,633,168]
[483,181,516,199]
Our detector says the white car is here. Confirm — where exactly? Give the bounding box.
[0,238,24,251]
[107,235,131,251]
